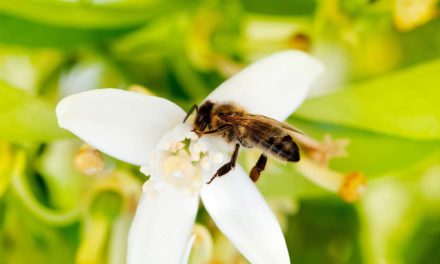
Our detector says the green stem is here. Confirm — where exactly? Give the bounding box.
[76,215,111,264]
[10,150,81,226]
[107,214,132,264]
[0,142,13,197]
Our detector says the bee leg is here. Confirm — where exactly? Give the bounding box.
[207,143,240,184]
[194,124,231,135]
[250,154,267,182]
[183,104,198,123]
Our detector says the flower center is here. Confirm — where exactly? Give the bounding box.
[140,123,224,193]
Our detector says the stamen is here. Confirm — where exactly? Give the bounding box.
[168,142,185,153]
[186,131,199,141]
[292,133,350,166]
[142,180,166,198]
[200,157,211,171]
[339,172,366,202]
[296,157,366,202]
[140,124,223,193]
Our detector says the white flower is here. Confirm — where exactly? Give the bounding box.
[56,51,324,264]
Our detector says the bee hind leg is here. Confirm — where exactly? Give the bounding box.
[207,143,240,184]
[250,154,267,182]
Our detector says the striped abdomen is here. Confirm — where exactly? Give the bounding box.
[238,123,300,162]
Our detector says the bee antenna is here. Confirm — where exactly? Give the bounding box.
[183,104,198,123]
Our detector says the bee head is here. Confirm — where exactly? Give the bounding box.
[194,101,214,131]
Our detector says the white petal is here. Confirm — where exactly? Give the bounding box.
[207,51,324,120]
[200,166,290,264]
[127,183,199,264]
[56,89,185,165]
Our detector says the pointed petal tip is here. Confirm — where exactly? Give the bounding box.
[127,184,199,264]
[260,50,326,89]
[200,166,290,264]
[270,50,325,74]
[55,94,69,128]
[55,88,119,128]
[54,88,185,165]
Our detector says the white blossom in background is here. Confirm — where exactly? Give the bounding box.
[56,51,324,264]
[60,62,104,97]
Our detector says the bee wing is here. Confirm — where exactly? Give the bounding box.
[249,115,304,135]
[225,114,301,161]
[225,114,303,136]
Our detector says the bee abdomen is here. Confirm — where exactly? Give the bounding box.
[266,135,300,162]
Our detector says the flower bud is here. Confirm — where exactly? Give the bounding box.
[74,145,105,176]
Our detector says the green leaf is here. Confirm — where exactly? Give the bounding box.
[291,118,440,177]
[241,153,327,198]
[0,202,77,263]
[240,0,317,16]
[296,58,440,140]
[0,0,195,47]
[286,198,362,264]
[0,0,188,28]
[0,12,139,47]
[404,217,440,264]
[36,140,84,210]
[400,18,440,67]
[256,163,327,198]
[255,119,438,198]
[0,81,69,142]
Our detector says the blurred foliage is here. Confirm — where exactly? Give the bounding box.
[286,198,362,264]
[0,12,140,48]
[1,0,440,263]
[296,58,440,140]
[0,81,69,142]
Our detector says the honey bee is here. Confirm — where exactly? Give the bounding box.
[183,100,301,184]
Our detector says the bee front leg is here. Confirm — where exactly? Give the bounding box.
[207,143,240,184]
[183,104,198,123]
[250,154,267,182]
[193,124,231,135]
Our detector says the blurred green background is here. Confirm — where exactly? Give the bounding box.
[1,0,440,263]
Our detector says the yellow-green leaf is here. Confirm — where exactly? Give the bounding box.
[0,81,69,142]
[297,58,440,140]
